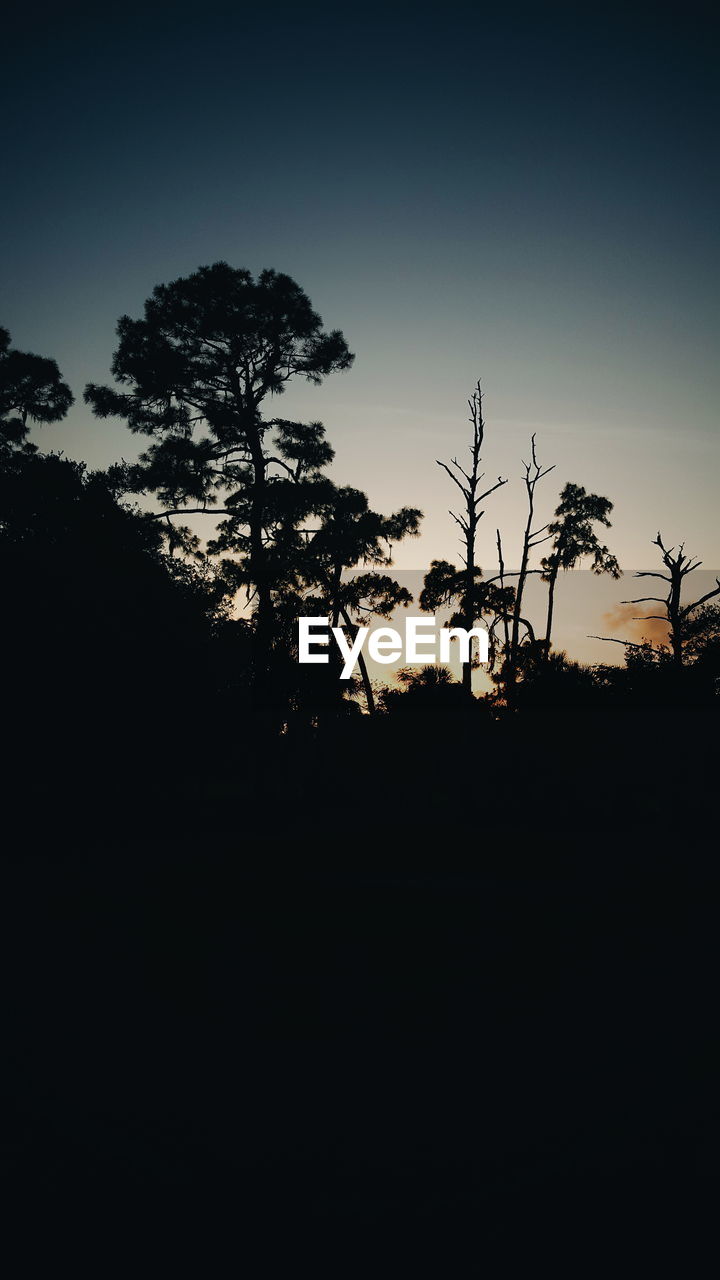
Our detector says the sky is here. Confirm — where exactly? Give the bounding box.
[2,0,718,655]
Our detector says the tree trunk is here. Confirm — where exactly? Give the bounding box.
[510,511,533,668]
[461,523,476,694]
[506,514,533,700]
[544,561,559,657]
[247,423,274,697]
[340,605,375,714]
[496,530,511,658]
[330,563,342,630]
[668,572,683,667]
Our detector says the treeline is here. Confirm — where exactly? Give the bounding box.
[1,269,718,832]
[3,278,716,1255]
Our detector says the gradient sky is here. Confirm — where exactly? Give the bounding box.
[3,1,718,620]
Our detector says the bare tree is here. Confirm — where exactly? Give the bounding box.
[623,534,720,667]
[430,381,507,692]
[502,436,555,694]
[593,533,720,666]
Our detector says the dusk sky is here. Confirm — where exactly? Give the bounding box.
[3,1,718,597]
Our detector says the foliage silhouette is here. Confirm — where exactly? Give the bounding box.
[2,315,718,1255]
[0,447,239,820]
[297,484,421,712]
[380,663,481,714]
[0,326,73,456]
[541,481,620,656]
[85,263,354,694]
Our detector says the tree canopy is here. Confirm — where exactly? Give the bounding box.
[85,263,355,687]
[0,326,73,455]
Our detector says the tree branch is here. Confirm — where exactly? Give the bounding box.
[477,477,507,502]
[682,580,720,615]
[621,596,666,605]
[589,635,652,650]
[149,506,230,520]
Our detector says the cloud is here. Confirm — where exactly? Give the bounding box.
[601,603,670,645]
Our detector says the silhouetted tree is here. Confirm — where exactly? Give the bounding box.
[620,533,720,668]
[591,534,720,690]
[84,264,353,692]
[590,625,720,706]
[422,381,508,691]
[380,663,481,714]
[511,649,601,710]
[0,449,238,818]
[541,482,620,657]
[420,557,514,679]
[506,436,555,676]
[682,603,720,670]
[0,326,73,455]
[396,664,456,691]
[300,485,421,712]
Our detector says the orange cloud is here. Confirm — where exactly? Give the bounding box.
[601,603,670,645]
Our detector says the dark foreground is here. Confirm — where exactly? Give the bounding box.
[2,708,718,1266]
